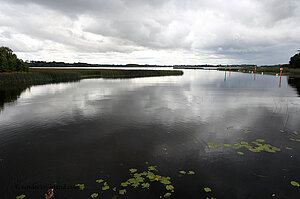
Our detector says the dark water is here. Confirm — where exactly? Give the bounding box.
[0,70,300,199]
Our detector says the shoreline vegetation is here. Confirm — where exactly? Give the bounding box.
[217,67,300,76]
[0,68,184,86]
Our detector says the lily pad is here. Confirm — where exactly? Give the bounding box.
[90,193,98,198]
[75,184,85,190]
[224,144,231,147]
[280,130,285,133]
[227,126,233,130]
[179,171,186,174]
[256,139,265,143]
[286,147,293,150]
[164,193,172,198]
[102,182,110,191]
[188,171,195,175]
[237,152,244,155]
[291,181,300,187]
[129,168,137,173]
[121,182,129,187]
[204,187,212,192]
[16,195,26,199]
[119,189,126,195]
[96,179,104,183]
[166,185,174,191]
[141,183,150,188]
[148,166,157,171]
[243,130,251,133]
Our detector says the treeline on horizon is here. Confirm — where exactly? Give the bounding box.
[29,61,290,68]
[29,61,171,68]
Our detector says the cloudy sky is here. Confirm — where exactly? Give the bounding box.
[0,0,300,65]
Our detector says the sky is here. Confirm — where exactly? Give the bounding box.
[0,0,300,65]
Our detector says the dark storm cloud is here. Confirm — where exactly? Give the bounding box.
[0,0,299,64]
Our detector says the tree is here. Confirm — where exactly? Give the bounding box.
[289,50,300,68]
[0,46,28,72]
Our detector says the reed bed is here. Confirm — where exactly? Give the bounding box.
[0,68,183,86]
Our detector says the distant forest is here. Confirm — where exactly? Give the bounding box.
[29,61,289,68]
[29,61,170,68]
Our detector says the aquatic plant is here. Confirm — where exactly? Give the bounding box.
[75,184,85,190]
[204,187,212,192]
[16,195,26,199]
[90,193,98,198]
[208,139,281,154]
[290,181,300,187]
[0,68,184,86]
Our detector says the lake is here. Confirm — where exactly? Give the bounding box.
[0,70,300,199]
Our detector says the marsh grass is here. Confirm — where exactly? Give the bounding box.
[0,68,183,86]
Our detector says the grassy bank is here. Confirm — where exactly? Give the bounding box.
[0,68,183,86]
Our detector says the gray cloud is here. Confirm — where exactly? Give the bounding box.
[0,0,299,64]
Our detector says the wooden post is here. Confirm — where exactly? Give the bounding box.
[279,68,283,88]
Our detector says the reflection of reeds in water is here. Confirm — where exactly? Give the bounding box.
[0,68,184,111]
[0,86,27,111]
[0,69,183,86]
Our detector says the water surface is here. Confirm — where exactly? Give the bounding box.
[0,70,300,199]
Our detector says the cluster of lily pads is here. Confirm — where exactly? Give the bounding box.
[208,138,281,155]
[76,165,176,198]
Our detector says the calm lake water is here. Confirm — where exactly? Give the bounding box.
[0,70,300,199]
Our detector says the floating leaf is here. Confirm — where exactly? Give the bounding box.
[148,166,157,171]
[294,131,299,135]
[188,171,195,175]
[207,142,214,146]
[113,187,116,191]
[102,185,110,191]
[132,182,139,188]
[129,168,137,173]
[227,126,233,130]
[119,189,126,195]
[96,179,104,183]
[147,172,156,180]
[291,181,300,187]
[160,177,171,185]
[241,142,249,145]
[286,147,293,150]
[280,130,285,133]
[237,152,244,155]
[166,185,174,191]
[121,182,129,187]
[16,195,26,199]
[204,187,212,192]
[75,184,85,190]
[256,139,265,143]
[224,144,231,147]
[179,171,186,174]
[243,130,250,133]
[164,193,172,198]
[162,147,167,151]
[90,193,98,198]
[141,183,150,188]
